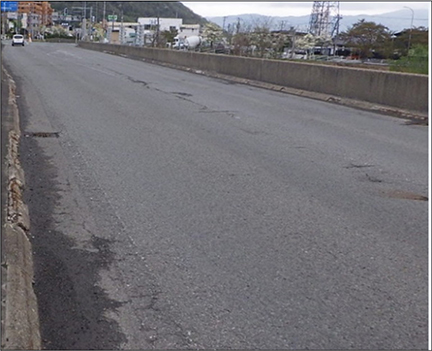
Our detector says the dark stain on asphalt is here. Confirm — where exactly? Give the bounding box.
[383,189,428,201]
[19,107,127,350]
[24,131,60,138]
[344,163,374,169]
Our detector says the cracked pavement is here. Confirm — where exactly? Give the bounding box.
[2,43,428,349]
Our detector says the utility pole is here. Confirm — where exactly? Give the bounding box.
[290,27,297,59]
[82,1,87,41]
[103,1,106,36]
[279,20,286,31]
[2,11,8,37]
[89,6,92,40]
[155,14,160,47]
[29,3,32,40]
[120,4,124,44]
[403,6,414,52]
[111,10,114,43]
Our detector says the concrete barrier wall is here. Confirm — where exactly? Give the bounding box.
[78,42,428,113]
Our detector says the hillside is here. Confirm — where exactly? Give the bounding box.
[49,1,208,24]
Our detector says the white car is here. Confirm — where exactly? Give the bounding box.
[12,34,25,46]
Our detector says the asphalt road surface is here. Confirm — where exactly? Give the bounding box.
[2,42,429,349]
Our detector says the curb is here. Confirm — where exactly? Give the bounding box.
[1,67,41,350]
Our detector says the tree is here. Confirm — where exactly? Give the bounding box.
[249,17,274,58]
[45,25,71,39]
[269,31,291,59]
[232,32,251,56]
[295,33,318,58]
[202,22,223,50]
[160,28,178,47]
[393,27,429,56]
[314,34,333,51]
[92,23,105,42]
[250,25,272,57]
[231,19,253,56]
[224,23,236,48]
[340,20,391,59]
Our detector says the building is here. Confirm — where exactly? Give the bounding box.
[178,24,201,40]
[107,22,139,44]
[18,1,53,36]
[103,18,201,46]
[137,17,182,32]
[18,1,53,26]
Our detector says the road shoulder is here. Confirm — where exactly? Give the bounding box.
[1,61,41,349]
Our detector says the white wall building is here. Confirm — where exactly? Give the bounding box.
[177,24,200,39]
[106,22,139,44]
[137,17,182,32]
[6,12,18,20]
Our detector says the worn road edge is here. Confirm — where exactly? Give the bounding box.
[99,49,428,126]
[1,66,41,350]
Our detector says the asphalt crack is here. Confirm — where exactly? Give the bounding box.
[127,77,149,88]
[171,92,193,97]
[344,163,374,169]
[365,173,383,183]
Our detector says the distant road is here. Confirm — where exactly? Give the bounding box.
[3,43,428,349]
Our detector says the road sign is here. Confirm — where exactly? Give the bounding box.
[107,15,117,21]
[1,1,18,12]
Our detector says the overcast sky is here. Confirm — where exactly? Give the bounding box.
[181,2,430,18]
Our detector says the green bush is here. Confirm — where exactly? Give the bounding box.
[390,45,428,75]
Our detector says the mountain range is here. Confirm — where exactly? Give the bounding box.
[206,8,430,33]
[48,2,428,34]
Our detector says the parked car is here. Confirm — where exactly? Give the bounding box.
[12,34,25,46]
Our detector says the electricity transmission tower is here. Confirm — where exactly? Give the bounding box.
[308,1,341,37]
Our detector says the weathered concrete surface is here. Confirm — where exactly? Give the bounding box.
[1,65,41,350]
[3,224,40,350]
[78,42,428,116]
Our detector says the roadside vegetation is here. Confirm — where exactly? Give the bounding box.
[389,45,428,74]
[5,4,428,75]
[201,18,429,75]
[338,21,428,74]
